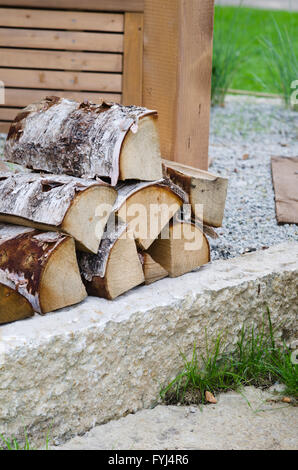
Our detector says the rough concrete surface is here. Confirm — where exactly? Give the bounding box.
[0,242,297,447]
[57,387,298,450]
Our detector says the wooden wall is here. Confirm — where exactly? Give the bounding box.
[0,3,131,132]
[0,0,214,170]
[0,0,144,12]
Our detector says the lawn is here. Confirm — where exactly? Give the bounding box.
[214,5,298,93]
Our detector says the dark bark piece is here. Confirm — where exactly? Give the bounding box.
[162,159,228,227]
[0,171,116,253]
[148,221,210,277]
[0,224,86,314]
[4,96,163,185]
[114,178,187,250]
[202,223,218,240]
[78,219,144,300]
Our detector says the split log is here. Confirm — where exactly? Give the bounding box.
[0,270,34,324]
[114,179,187,250]
[139,252,168,285]
[162,159,228,227]
[148,220,210,277]
[0,224,86,315]
[0,172,117,253]
[78,220,144,300]
[4,96,163,186]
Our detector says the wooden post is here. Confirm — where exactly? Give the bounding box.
[122,12,144,106]
[143,0,214,170]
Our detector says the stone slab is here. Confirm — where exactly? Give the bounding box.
[0,242,297,446]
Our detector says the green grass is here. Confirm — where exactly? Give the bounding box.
[259,20,298,107]
[211,6,245,105]
[161,308,298,405]
[0,432,33,451]
[213,5,298,94]
[0,428,51,451]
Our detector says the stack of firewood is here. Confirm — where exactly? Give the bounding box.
[0,96,228,324]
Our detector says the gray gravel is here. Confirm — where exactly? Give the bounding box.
[209,95,298,260]
[1,96,297,261]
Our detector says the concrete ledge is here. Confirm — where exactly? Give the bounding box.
[0,242,297,446]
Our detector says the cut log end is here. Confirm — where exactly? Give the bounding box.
[0,282,34,325]
[0,225,87,315]
[162,159,228,227]
[120,116,162,182]
[62,184,117,253]
[139,252,168,285]
[82,228,145,300]
[116,183,183,251]
[148,222,210,278]
[40,237,87,313]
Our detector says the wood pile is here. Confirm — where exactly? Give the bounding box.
[0,96,228,323]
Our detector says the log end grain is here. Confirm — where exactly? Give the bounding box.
[0,282,34,325]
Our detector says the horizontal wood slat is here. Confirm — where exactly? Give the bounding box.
[0,2,143,130]
[0,1,144,12]
[0,107,21,120]
[0,48,123,72]
[0,28,123,52]
[0,8,124,32]
[0,68,122,92]
[0,122,11,133]
[3,88,122,107]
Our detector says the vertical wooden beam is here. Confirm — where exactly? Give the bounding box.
[122,12,144,106]
[143,0,214,170]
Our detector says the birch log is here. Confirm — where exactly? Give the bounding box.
[0,224,86,315]
[78,220,144,300]
[4,96,163,186]
[163,159,228,227]
[148,220,210,277]
[114,178,187,250]
[0,172,117,253]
